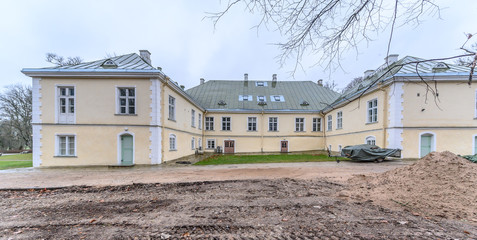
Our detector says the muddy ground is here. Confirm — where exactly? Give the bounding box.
[1,178,476,239]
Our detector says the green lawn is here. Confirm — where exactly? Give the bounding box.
[0,153,33,170]
[195,154,347,165]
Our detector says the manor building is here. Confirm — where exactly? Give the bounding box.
[22,50,474,167]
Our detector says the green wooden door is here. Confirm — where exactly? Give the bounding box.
[121,135,133,165]
[420,134,432,158]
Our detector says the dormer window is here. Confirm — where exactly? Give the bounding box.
[300,100,309,106]
[239,95,252,101]
[101,59,118,68]
[257,96,266,102]
[270,95,285,102]
[432,62,450,72]
[255,81,268,87]
[218,100,227,106]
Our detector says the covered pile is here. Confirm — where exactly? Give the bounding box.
[347,151,477,222]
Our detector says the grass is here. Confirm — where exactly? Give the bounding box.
[0,153,33,170]
[194,154,347,165]
[0,153,32,161]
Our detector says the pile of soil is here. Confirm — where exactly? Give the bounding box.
[346,151,477,223]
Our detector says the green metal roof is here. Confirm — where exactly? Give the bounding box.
[40,53,156,70]
[186,80,340,111]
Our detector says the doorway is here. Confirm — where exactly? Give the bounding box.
[224,140,235,153]
[281,140,288,153]
[120,134,134,165]
[420,133,434,158]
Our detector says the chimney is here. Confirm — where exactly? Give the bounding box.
[244,73,248,81]
[200,78,205,85]
[180,85,185,90]
[384,54,399,65]
[139,50,151,65]
[272,74,277,81]
[317,79,323,86]
[364,70,375,78]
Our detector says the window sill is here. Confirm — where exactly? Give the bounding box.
[169,149,177,151]
[168,119,176,122]
[312,130,322,132]
[115,114,137,116]
[247,130,257,132]
[294,131,306,133]
[205,129,214,131]
[366,121,378,125]
[336,127,342,130]
[221,130,231,132]
[268,130,279,132]
[54,155,77,158]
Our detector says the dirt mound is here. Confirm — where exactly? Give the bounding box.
[346,151,477,223]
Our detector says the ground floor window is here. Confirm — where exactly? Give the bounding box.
[169,134,176,151]
[207,139,216,149]
[57,135,75,156]
[366,136,376,145]
[191,137,195,150]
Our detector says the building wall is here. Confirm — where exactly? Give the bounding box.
[203,112,324,153]
[36,77,155,167]
[324,88,386,151]
[162,83,204,162]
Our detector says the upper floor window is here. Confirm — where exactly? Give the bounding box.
[205,117,214,131]
[191,109,195,127]
[58,86,75,123]
[367,99,378,123]
[337,111,343,129]
[239,95,252,101]
[295,118,305,132]
[248,117,257,131]
[117,88,135,115]
[168,96,175,120]
[312,118,321,132]
[269,117,278,131]
[222,117,231,131]
[57,135,75,156]
[327,115,332,131]
[198,113,202,130]
[257,96,266,102]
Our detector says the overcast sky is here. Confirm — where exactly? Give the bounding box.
[0,0,475,91]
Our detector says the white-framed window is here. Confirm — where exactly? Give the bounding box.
[270,95,285,102]
[367,98,378,123]
[239,95,253,101]
[312,118,321,132]
[198,113,202,130]
[257,96,266,102]
[169,134,176,151]
[205,117,214,131]
[269,117,278,131]
[222,117,231,131]
[328,144,332,151]
[295,118,305,132]
[475,90,477,118]
[57,135,76,156]
[168,95,175,120]
[117,87,135,114]
[207,139,216,149]
[256,81,268,87]
[198,138,202,150]
[191,109,195,127]
[191,137,195,150]
[248,117,257,131]
[337,111,343,129]
[57,86,75,123]
[366,136,376,145]
[338,145,342,152]
[327,115,332,131]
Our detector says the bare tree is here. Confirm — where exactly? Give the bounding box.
[46,53,83,66]
[210,0,441,72]
[323,80,339,92]
[342,77,364,93]
[0,85,32,149]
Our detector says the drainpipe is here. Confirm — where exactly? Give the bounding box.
[319,111,326,150]
[380,83,388,147]
[160,78,167,163]
[261,109,264,153]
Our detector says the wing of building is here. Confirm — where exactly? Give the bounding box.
[22,51,474,167]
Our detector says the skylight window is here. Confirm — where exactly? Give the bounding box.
[255,81,268,87]
[270,95,285,102]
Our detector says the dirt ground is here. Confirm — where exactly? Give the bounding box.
[0,159,476,239]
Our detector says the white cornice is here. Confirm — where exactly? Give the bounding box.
[21,68,165,78]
